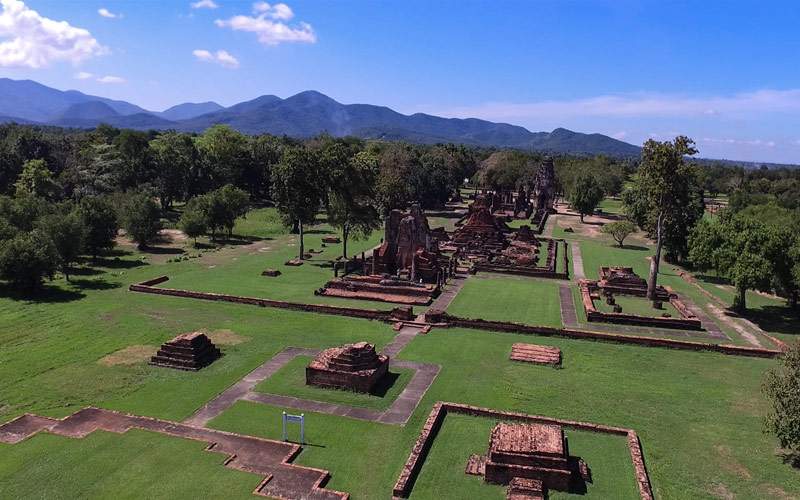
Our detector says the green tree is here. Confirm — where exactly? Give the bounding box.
[78,196,119,258]
[570,174,604,222]
[271,147,323,260]
[625,136,699,300]
[327,151,381,258]
[601,220,637,247]
[121,194,162,249]
[763,342,800,464]
[217,184,250,239]
[149,132,197,209]
[37,210,87,281]
[0,229,59,291]
[178,205,207,246]
[196,125,250,189]
[14,159,59,199]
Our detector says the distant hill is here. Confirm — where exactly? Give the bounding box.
[159,101,224,121]
[0,78,641,157]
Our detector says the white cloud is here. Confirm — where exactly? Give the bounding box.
[253,2,293,20]
[702,137,776,148]
[431,89,800,122]
[0,0,107,68]
[193,48,239,68]
[74,71,92,79]
[96,75,125,84]
[191,0,218,9]
[215,3,315,45]
[97,8,121,19]
[611,131,627,140]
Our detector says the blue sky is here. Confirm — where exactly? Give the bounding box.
[1,0,799,163]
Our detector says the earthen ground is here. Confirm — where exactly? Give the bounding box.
[98,345,157,366]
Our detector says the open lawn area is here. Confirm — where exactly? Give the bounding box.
[1,205,799,500]
[594,294,682,318]
[446,274,562,327]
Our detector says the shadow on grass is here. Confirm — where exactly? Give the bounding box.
[305,229,335,235]
[69,278,121,291]
[742,305,800,337]
[91,256,147,270]
[67,266,105,277]
[0,283,85,303]
[620,244,649,251]
[368,371,401,398]
[696,274,730,286]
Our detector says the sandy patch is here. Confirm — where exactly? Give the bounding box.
[204,329,249,346]
[709,483,735,500]
[99,345,155,366]
[762,484,796,500]
[715,445,752,480]
[707,303,763,347]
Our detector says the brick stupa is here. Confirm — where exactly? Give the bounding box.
[306,342,389,393]
[149,332,221,371]
[477,422,576,492]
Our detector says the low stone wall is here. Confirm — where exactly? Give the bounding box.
[130,276,401,323]
[580,281,703,331]
[392,402,654,500]
[433,312,782,359]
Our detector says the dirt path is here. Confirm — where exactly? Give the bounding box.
[706,303,763,347]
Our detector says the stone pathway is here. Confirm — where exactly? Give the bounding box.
[571,242,586,280]
[383,324,423,357]
[426,274,468,313]
[542,211,557,238]
[186,344,439,428]
[0,407,347,500]
[558,284,578,328]
[676,293,728,340]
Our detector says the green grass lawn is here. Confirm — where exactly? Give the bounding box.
[595,294,681,318]
[254,355,413,411]
[1,205,799,500]
[0,429,259,499]
[446,274,562,327]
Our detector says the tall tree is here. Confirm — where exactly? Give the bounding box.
[570,174,604,222]
[14,159,59,199]
[270,147,323,260]
[78,196,119,258]
[763,342,800,465]
[327,151,381,258]
[37,210,87,281]
[625,136,698,300]
[0,229,59,291]
[149,132,197,209]
[121,194,162,249]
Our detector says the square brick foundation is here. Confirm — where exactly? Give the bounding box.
[305,342,389,393]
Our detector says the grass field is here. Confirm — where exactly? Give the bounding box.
[446,274,562,327]
[1,204,799,499]
[595,294,681,318]
[254,355,413,411]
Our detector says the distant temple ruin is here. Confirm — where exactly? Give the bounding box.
[149,332,221,371]
[530,157,557,233]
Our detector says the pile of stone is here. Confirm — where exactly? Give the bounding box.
[306,342,389,393]
[509,343,562,367]
[149,332,221,371]
[316,274,439,305]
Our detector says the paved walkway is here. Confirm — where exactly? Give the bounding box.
[571,242,586,280]
[383,324,423,357]
[426,274,468,313]
[186,344,439,428]
[558,284,578,328]
[676,293,728,340]
[0,407,347,500]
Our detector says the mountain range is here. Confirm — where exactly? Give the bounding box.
[0,78,641,157]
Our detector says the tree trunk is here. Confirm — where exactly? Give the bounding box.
[579,213,584,223]
[290,219,299,234]
[298,221,304,260]
[342,225,349,260]
[647,211,665,300]
[734,285,747,312]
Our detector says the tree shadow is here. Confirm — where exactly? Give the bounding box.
[141,246,185,255]
[67,266,105,276]
[0,283,85,303]
[368,371,401,398]
[69,278,121,291]
[620,244,649,252]
[695,274,729,286]
[306,229,335,235]
[741,305,799,336]
[91,256,147,269]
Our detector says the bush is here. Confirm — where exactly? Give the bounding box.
[78,196,119,258]
[121,193,162,249]
[0,229,59,290]
[37,210,87,281]
[179,204,207,246]
[763,342,800,464]
[601,220,637,247]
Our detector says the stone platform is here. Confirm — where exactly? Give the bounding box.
[149,332,221,371]
[316,275,439,305]
[509,343,562,367]
[306,342,389,393]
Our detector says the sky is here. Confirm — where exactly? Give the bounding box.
[1,0,799,163]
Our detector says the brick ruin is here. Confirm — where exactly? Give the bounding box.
[149,332,221,371]
[306,342,390,393]
[449,196,567,279]
[466,422,590,498]
[530,158,557,233]
[580,267,703,330]
[509,343,562,367]
[317,203,450,304]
